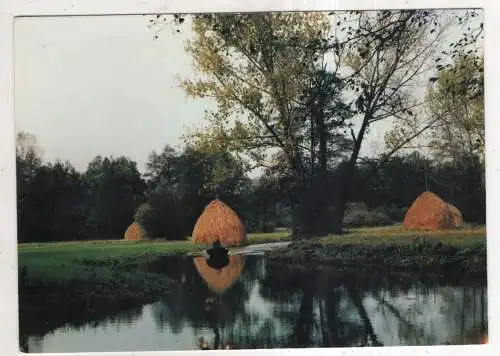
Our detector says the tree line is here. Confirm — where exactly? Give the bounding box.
[17,134,484,244]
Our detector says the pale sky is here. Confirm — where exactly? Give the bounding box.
[15,15,217,173]
[14,12,480,174]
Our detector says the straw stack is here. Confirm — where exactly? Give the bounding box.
[192,199,247,246]
[124,222,148,241]
[403,191,463,230]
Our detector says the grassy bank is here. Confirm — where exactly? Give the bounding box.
[268,225,487,274]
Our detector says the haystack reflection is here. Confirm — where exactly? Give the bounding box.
[193,254,246,295]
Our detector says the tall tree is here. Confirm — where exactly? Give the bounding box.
[178,13,355,236]
[324,10,449,232]
[29,161,88,242]
[383,53,484,204]
[16,133,43,196]
[83,156,146,239]
[16,132,43,242]
[382,9,483,159]
[426,56,484,168]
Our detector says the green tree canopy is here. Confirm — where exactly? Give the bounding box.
[84,155,146,239]
[140,144,251,239]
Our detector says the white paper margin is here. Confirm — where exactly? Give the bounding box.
[0,1,497,356]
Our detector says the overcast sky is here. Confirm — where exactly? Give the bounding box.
[14,12,480,174]
[15,15,218,173]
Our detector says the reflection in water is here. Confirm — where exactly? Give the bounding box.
[205,240,230,270]
[194,255,246,295]
[22,255,488,353]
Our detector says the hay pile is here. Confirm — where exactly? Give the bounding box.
[193,254,246,294]
[403,191,464,230]
[447,203,463,226]
[124,222,147,241]
[192,199,247,246]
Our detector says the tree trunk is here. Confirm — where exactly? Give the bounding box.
[325,280,342,346]
[292,110,332,238]
[289,154,307,239]
[309,113,333,236]
[346,281,382,346]
[330,116,370,234]
[291,272,316,347]
[317,116,327,172]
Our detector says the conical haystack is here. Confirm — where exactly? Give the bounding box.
[193,254,246,294]
[403,191,463,230]
[124,222,147,241]
[192,199,247,246]
[447,203,464,226]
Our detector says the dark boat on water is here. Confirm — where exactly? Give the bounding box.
[205,240,229,270]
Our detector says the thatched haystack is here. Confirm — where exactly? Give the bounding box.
[403,191,463,230]
[193,254,246,294]
[447,203,464,226]
[192,199,247,246]
[124,222,147,241]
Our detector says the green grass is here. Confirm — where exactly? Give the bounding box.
[18,231,291,257]
[320,224,486,246]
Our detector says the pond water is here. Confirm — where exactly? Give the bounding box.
[22,254,488,353]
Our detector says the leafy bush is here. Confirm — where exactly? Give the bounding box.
[343,202,393,227]
[374,204,408,222]
[135,186,191,240]
[258,221,276,233]
[246,220,276,233]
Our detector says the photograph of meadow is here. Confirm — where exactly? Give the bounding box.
[15,9,487,353]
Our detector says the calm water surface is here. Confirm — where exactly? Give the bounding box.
[22,254,488,352]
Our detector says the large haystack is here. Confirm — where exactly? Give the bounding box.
[192,199,247,246]
[124,222,147,241]
[447,203,464,227]
[403,191,463,230]
[193,254,246,294]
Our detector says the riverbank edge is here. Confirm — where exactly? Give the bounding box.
[266,236,487,274]
[18,265,180,351]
